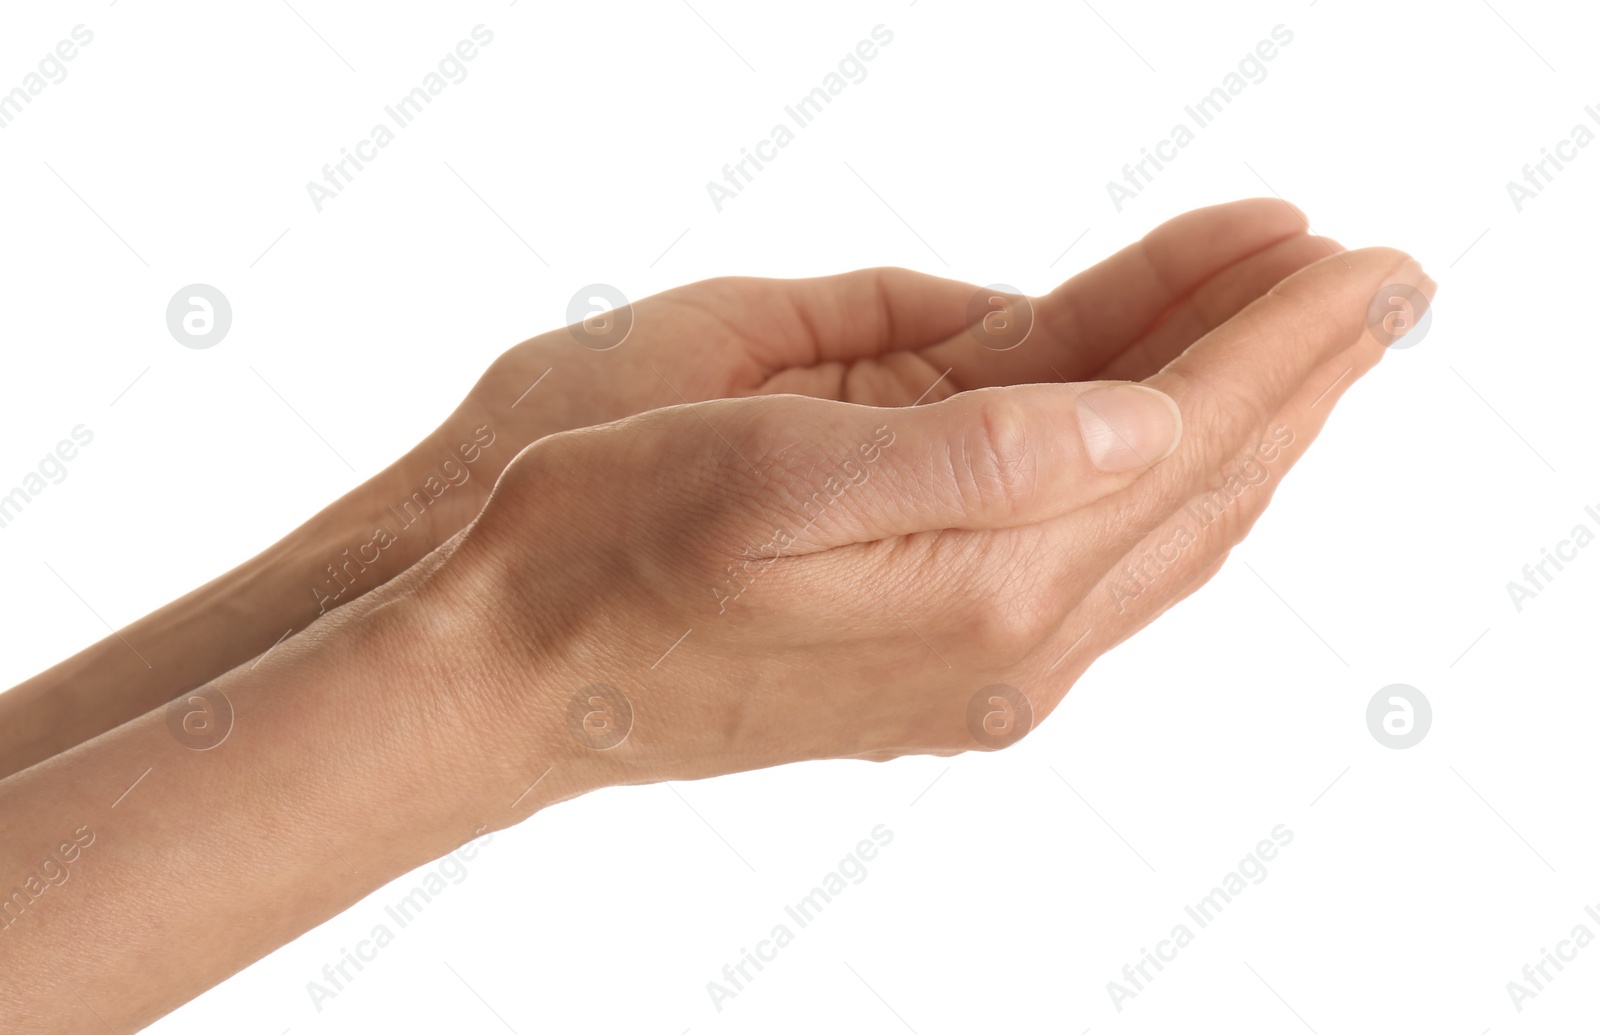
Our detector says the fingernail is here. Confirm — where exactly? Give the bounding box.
[1076,384,1183,473]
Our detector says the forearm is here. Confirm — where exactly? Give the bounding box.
[0,548,575,1032]
[0,388,530,779]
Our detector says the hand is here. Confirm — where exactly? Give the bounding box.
[0,237,1433,1035]
[421,246,1434,805]
[454,197,1336,502]
[0,198,1335,777]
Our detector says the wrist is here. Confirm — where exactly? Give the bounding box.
[361,530,606,833]
[464,334,632,446]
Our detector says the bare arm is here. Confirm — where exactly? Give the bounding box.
[0,200,1334,780]
[0,406,507,778]
[0,539,582,1031]
[0,243,1430,1031]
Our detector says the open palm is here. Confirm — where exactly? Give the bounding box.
[469,197,1339,448]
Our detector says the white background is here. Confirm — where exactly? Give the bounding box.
[1,0,1596,1031]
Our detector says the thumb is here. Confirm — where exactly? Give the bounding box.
[751,381,1182,552]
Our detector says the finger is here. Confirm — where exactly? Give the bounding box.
[1041,283,1432,687]
[1144,248,1425,488]
[1093,232,1344,382]
[786,249,1426,648]
[1027,547,1231,719]
[719,381,1185,552]
[917,198,1311,389]
[757,219,1326,406]
[980,246,1429,649]
[1062,248,1428,573]
[720,267,981,375]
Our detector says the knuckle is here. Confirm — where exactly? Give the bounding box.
[729,409,790,471]
[720,404,877,550]
[710,409,832,547]
[1166,366,1273,467]
[485,438,561,514]
[962,570,1059,659]
[1033,285,1085,350]
[476,441,540,518]
[955,396,1038,519]
[463,436,583,567]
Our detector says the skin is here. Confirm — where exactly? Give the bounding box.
[1,198,1340,777]
[438,245,1434,786]
[0,203,1434,1031]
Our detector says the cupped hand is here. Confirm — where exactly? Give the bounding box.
[414,198,1336,533]
[0,198,1344,782]
[417,246,1433,809]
